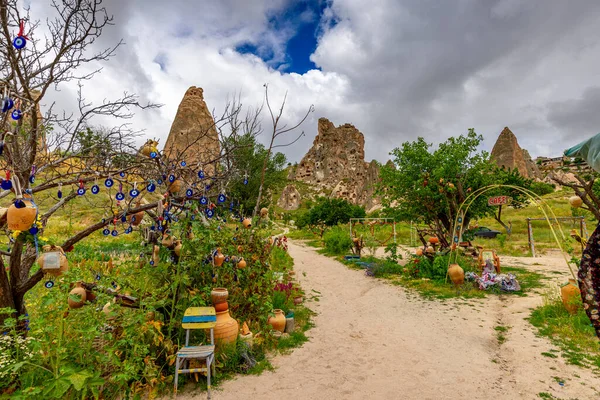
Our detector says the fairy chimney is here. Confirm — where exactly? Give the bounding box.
[163,87,220,173]
[277,184,302,210]
[490,127,529,177]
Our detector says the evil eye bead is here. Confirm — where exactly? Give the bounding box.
[168,174,175,183]
[121,216,127,223]
[95,273,101,281]
[104,178,114,188]
[206,209,214,218]
[147,183,156,192]
[29,226,39,235]
[180,161,187,167]
[125,226,132,234]
[77,187,86,196]
[129,189,139,197]
[111,229,118,237]
[1,98,13,112]
[198,170,205,179]
[57,190,62,199]
[91,185,100,194]
[186,188,193,197]
[119,172,126,178]
[44,280,55,289]
[0,180,11,190]
[244,178,248,185]
[157,179,163,185]
[102,228,110,236]
[29,175,35,184]
[14,199,25,208]
[200,196,208,205]
[218,194,226,203]
[0,141,4,156]
[149,260,154,266]
[116,192,125,201]
[150,151,157,158]
[11,109,22,120]
[13,36,26,49]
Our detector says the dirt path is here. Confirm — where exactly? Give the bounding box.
[183,242,599,400]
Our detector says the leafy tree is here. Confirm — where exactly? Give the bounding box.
[379,129,531,247]
[296,197,366,236]
[223,133,288,213]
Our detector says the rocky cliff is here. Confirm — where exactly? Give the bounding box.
[163,87,220,171]
[491,127,539,179]
[295,118,379,209]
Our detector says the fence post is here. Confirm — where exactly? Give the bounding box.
[527,218,536,257]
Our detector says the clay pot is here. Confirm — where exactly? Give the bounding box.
[211,287,229,305]
[569,196,583,208]
[37,246,68,277]
[140,140,158,157]
[237,245,243,253]
[561,278,581,314]
[267,309,286,333]
[168,180,184,194]
[162,234,174,248]
[174,241,182,257]
[237,258,247,269]
[242,218,252,229]
[214,248,225,267]
[68,287,87,309]
[426,246,435,254]
[416,248,423,256]
[7,199,37,231]
[214,310,239,344]
[294,296,303,305]
[215,302,229,312]
[448,263,465,286]
[129,211,144,227]
[260,207,268,218]
[428,237,439,245]
[85,290,96,302]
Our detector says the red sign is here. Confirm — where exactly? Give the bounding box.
[488,196,512,206]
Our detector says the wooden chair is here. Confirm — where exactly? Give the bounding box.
[174,307,217,398]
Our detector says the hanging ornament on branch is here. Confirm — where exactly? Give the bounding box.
[13,19,29,50]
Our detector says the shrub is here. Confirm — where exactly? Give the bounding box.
[323,226,353,255]
[530,182,555,196]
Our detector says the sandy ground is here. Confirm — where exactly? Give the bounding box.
[178,242,599,400]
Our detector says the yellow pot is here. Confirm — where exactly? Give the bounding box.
[448,263,465,286]
[561,278,581,314]
[7,199,37,231]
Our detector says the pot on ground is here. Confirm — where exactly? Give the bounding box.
[268,309,286,333]
[561,278,581,314]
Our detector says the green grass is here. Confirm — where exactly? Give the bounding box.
[529,293,600,370]
[495,325,510,344]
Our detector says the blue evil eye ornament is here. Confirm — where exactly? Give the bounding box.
[1,179,11,190]
[29,175,35,184]
[147,182,156,192]
[150,151,157,158]
[29,226,38,235]
[125,226,132,234]
[102,228,110,236]
[105,178,114,188]
[91,184,100,194]
[11,109,21,120]
[44,280,54,289]
[218,194,226,203]
[1,98,13,112]
[200,196,208,205]
[13,36,26,50]
[198,170,205,179]
[116,192,125,201]
[77,187,86,196]
[130,188,139,197]
[119,172,126,178]
[57,190,62,199]
[205,208,214,218]
[180,161,187,167]
[95,273,101,281]
[111,229,118,237]
[14,199,25,208]
[157,179,163,185]
[168,174,175,183]
[186,188,193,197]
[244,178,248,185]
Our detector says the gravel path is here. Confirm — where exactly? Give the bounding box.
[179,241,599,400]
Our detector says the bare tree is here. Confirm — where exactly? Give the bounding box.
[252,84,313,218]
[550,165,600,221]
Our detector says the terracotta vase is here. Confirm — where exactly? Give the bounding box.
[242,218,252,229]
[68,287,87,309]
[428,237,439,245]
[214,249,225,267]
[37,246,69,277]
[267,309,286,333]
[174,241,182,257]
[162,234,174,248]
[211,287,229,305]
[415,248,423,256]
[448,263,465,286]
[237,258,247,269]
[214,310,239,344]
[129,211,144,227]
[214,302,229,312]
[561,278,581,314]
[7,199,37,231]
[168,179,184,194]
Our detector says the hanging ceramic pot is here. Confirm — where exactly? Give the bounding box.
[68,287,87,309]
[447,263,465,286]
[162,233,174,248]
[174,240,182,256]
[242,218,252,229]
[168,179,183,194]
[214,248,225,267]
[416,248,424,256]
[561,278,581,314]
[140,140,158,157]
[129,210,144,227]
[260,208,268,218]
[237,258,247,269]
[37,245,68,277]
[569,196,583,208]
[267,309,286,333]
[213,310,239,344]
[7,198,37,231]
[211,287,229,305]
[428,237,439,245]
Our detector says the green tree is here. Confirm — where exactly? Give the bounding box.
[296,198,366,236]
[379,129,531,247]
[224,133,288,214]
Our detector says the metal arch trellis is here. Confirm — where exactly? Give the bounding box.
[349,218,397,245]
[526,216,588,258]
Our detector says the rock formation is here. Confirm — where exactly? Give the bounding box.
[295,118,379,209]
[490,127,532,178]
[277,184,302,210]
[522,149,541,179]
[163,87,220,172]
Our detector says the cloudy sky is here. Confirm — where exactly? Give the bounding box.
[28,0,600,163]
